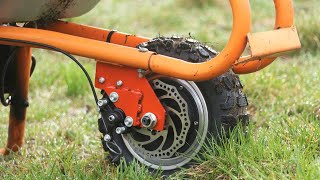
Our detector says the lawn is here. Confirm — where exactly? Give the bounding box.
[1,0,319,179]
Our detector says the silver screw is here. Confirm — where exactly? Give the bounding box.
[97,99,108,107]
[116,127,126,134]
[116,80,123,87]
[138,47,149,52]
[109,92,119,102]
[104,134,112,142]
[124,116,134,127]
[194,121,199,125]
[108,115,116,122]
[98,77,105,84]
[179,86,184,90]
[137,69,146,78]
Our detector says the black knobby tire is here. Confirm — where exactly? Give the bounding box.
[103,37,249,173]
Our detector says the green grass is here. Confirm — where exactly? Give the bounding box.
[1,0,320,179]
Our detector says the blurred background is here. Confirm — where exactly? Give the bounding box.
[1,0,319,178]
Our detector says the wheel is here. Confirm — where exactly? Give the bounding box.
[104,37,249,173]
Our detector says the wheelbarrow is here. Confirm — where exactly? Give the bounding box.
[0,0,301,173]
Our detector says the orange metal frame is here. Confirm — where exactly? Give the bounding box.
[0,0,300,155]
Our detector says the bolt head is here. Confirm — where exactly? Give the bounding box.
[98,77,105,84]
[97,99,108,107]
[108,115,116,122]
[109,92,119,102]
[116,80,123,87]
[116,127,126,134]
[124,116,134,127]
[104,134,111,142]
[194,121,199,125]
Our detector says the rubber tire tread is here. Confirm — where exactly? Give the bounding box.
[104,37,249,174]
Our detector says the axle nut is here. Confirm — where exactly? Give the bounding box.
[141,112,157,129]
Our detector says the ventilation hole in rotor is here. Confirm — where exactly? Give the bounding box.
[158,150,161,152]
[185,122,189,126]
[184,128,187,131]
[165,99,181,112]
[163,85,167,88]
[160,84,163,88]
[169,93,172,96]
[155,154,158,157]
[184,113,187,116]
[169,111,182,134]
[167,87,170,91]
[171,89,175,92]
[183,109,186,112]
[163,153,166,156]
[179,100,183,103]
[179,140,184,145]
[167,152,170,156]
[176,137,179,140]
[131,131,150,142]
[155,81,160,86]
[177,96,180,99]
[154,89,167,97]
[174,93,177,96]
[142,136,163,151]
[162,126,174,151]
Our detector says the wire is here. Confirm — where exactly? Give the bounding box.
[0,38,99,104]
[0,47,18,106]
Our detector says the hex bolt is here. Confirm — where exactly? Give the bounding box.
[194,121,199,126]
[116,80,123,87]
[179,86,184,90]
[108,115,116,122]
[104,134,112,142]
[97,99,108,107]
[124,116,134,127]
[99,77,105,84]
[109,92,119,102]
[116,127,126,134]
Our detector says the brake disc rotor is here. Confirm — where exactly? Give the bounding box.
[122,75,208,170]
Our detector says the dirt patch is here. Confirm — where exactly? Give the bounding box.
[38,0,76,23]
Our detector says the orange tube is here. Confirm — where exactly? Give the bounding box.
[0,0,251,81]
[44,21,149,47]
[233,0,294,74]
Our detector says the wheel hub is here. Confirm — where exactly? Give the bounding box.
[122,76,209,170]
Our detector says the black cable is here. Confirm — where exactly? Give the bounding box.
[0,38,99,104]
[0,47,18,106]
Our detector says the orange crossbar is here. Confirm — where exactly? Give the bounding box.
[0,0,251,81]
[233,0,295,74]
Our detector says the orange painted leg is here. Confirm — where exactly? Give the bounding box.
[0,47,31,155]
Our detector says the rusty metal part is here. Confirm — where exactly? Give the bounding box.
[0,47,31,155]
[95,62,166,131]
[0,0,251,81]
[0,0,100,23]
[233,0,300,74]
